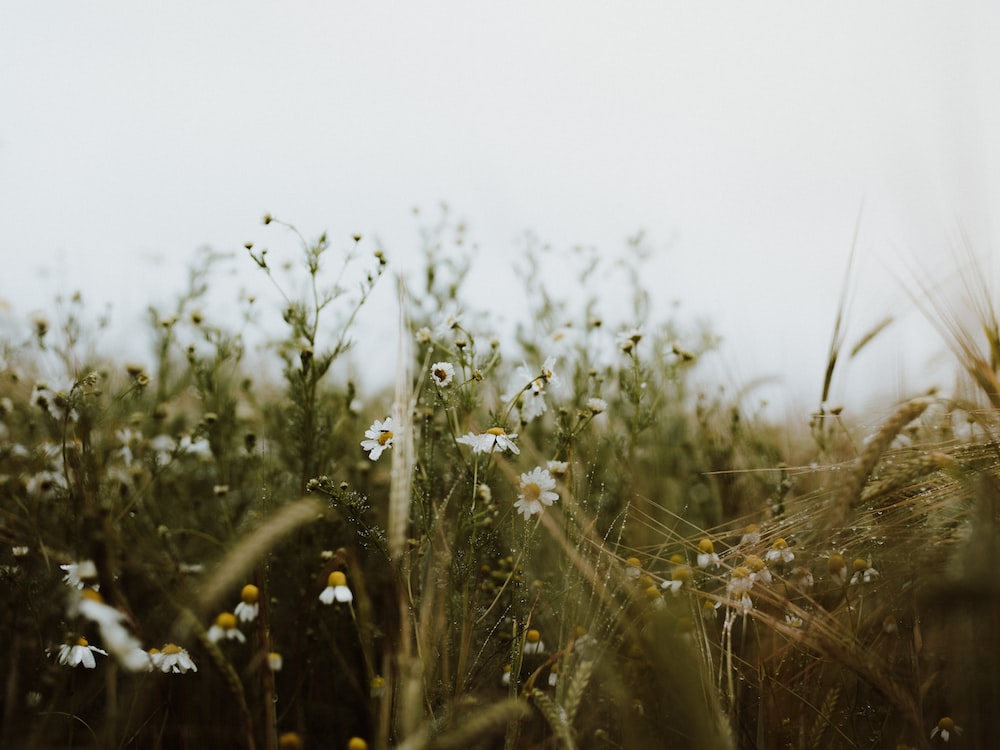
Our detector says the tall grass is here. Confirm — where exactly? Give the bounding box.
[0,215,997,749]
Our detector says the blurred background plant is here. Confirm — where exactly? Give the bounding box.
[0,215,996,749]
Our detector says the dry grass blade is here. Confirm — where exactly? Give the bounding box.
[562,658,593,726]
[389,275,415,561]
[191,496,327,619]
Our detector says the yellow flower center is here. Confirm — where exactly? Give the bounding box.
[377,431,393,446]
[669,553,684,564]
[698,538,715,554]
[216,612,237,630]
[937,716,954,731]
[526,629,541,644]
[433,367,448,380]
[76,637,89,647]
[241,584,259,604]
[772,538,788,550]
[745,555,765,572]
[162,643,182,655]
[827,553,845,574]
[328,571,347,587]
[852,558,868,572]
[732,566,750,579]
[522,483,542,502]
[626,557,641,567]
[486,427,506,436]
[81,588,105,603]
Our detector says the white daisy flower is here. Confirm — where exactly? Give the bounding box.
[361,418,395,461]
[430,362,455,388]
[319,571,353,604]
[56,638,107,669]
[208,612,246,643]
[456,427,520,455]
[523,629,545,655]
[61,560,98,589]
[930,716,962,742]
[513,467,558,520]
[849,558,879,585]
[765,537,795,565]
[234,584,260,622]
[156,644,198,674]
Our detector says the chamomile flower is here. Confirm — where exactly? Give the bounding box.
[616,327,644,353]
[268,652,283,672]
[319,571,353,604]
[625,557,643,579]
[361,418,394,461]
[546,460,568,477]
[765,537,795,564]
[661,564,693,595]
[234,584,260,622]
[523,629,545,655]
[740,524,762,546]
[930,716,962,742]
[430,361,455,388]
[56,637,107,669]
[156,644,198,674]
[585,397,607,415]
[696,538,720,569]
[60,560,97,589]
[827,552,848,584]
[513,467,558,520]
[849,558,879,585]
[456,427,520,455]
[501,664,512,686]
[744,555,772,585]
[208,612,246,643]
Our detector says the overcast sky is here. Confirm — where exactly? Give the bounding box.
[2,3,998,417]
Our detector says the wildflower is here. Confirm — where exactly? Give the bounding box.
[28,470,66,500]
[930,716,962,742]
[279,733,303,750]
[208,612,246,643]
[268,652,283,672]
[740,524,762,546]
[415,326,432,344]
[60,560,97,589]
[546,460,568,476]
[476,483,492,504]
[548,663,559,687]
[457,427,520,455]
[12,545,29,558]
[370,675,385,697]
[586,397,607,415]
[501,663,512,686]
[644,585,665,609]
[849,558,879,585]
[156,644,198,674]
[513,467,558,520]
[883,615,899,634]
[625,557,643,579]
[234,584,260,622]
[503,361,552,422]
[827,553,848,584]
[744,554,772,585]
[701,599,721,620]
[784,612,804,628]
[696,538,720,569]
[430,361,455,387]
[616,327,643,353]
[523,629,545,655]
[347,738,369,750]
[662,564,692,594]
[319,571,353,605]
[765,537,794,564]
[56,637,107,669]
[361,418,394,460]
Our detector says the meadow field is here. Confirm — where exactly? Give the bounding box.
[1,216,996,749]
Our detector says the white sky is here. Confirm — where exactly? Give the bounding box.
[2,3,998,418]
